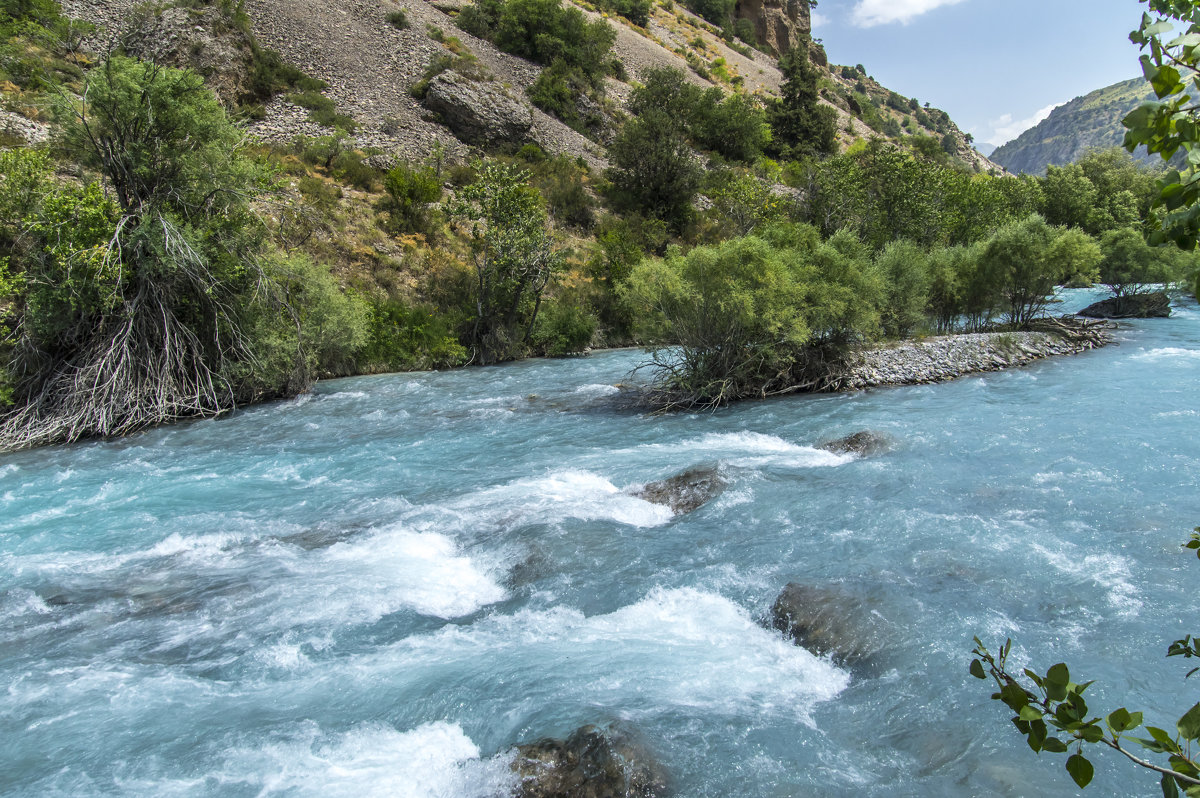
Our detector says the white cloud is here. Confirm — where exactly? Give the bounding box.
[851,0,968,27]
[980,102,1063,148]
[811,11,830,30]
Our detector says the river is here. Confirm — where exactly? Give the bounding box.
[2,288,1199,796]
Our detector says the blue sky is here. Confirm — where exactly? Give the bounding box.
[811,0,1148,148]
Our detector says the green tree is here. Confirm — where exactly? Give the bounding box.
[448,161,563,364]
[1098,226,1173,300]
[874,239,930,338]
[605,107,701,232]
[623,223,882,409]
[769,44,837,159]
[978,215,1101,328]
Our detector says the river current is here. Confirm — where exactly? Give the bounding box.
[2,288,1200,797]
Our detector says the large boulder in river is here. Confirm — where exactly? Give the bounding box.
[1078,291,1171,319]
[513,725,668,798]
[818,431,891,458]
[633,466,727,514]
[422,70,533,145]
[770,583,891,667]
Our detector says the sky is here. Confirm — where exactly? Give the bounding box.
[810,0,1148,149]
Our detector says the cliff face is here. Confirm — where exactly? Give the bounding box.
[733,0,810,57]
[990,77,1166,175]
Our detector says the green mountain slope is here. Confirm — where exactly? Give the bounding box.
[990,77,1161,175]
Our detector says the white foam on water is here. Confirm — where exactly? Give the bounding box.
[623,432,852,469]
[1,588,52,619]
[418,470,674,531]
[574,383,620,397]
[289,528,509,622]
[1031,543,1142,615]
[386,588,849,721]
[1131,347,1200,362]
[213,721,515,798]
[0,463,18,478]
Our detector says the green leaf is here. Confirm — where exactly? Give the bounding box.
[970,659,986,679]
[1108,708,1133,733]
[1000,682,1030,714]
[1019,705,1044,722]
[1066,754,1094,788]
[1046,663,1069,686]
[1042,737,1069,754]
[1164,772,1181,798]
[1178,702,1200,740]
[1080,724,1105,744]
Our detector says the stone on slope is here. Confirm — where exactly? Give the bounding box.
[422,70,533,145]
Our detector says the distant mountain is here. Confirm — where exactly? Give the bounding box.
[974,142,997,158]
[990,77,1169,175]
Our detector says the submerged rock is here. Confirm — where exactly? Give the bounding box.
[513,725,668,798]
[770,583,891,667]
[633,466,727,515]
[818,431,891,457]
[1078,291,1171,319]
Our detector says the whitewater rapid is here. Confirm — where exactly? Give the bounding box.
[2,289,1200,796]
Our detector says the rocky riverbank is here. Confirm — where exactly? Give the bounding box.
[839,324,1114,391]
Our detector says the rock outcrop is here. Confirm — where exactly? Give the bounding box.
[513,725,668,798]
[819,431,891,458]
[421,70,534,145]
[770,583,890,667]
[633,466,727,514]
[117,6,255,108]
[1078,291,1171,319]
[733,0,811,57]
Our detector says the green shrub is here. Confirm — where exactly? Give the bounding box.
[531,298,597,355]
[383,163,442,234]
[599,0,650,26]
[288,90,357,132]
[360,301,468,371]
[386,9,408,29]
[874,239,931,338]
[684,0,733,25]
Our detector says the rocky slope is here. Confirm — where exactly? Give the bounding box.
[61,0,992,171]
[990,76,1183,175]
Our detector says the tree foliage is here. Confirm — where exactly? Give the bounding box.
[1124,0,1200,247]
[447,162,563,364]
[0,56,357,449]
[622,223,882,408]
[769,44,837,159]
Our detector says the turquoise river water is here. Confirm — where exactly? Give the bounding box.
[3,289,1200,797]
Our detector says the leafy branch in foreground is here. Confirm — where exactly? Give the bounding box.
[972,530,1200,796]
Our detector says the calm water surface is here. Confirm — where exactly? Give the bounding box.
[2,289,1199,796]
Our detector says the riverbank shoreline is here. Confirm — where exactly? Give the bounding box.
[837,322,1115,391]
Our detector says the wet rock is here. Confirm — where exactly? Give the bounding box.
[819,430,891,457]
[513,725,668,798]
[422,70,533,146]
[1078,291,1171,319]
[770,583,890,667]
[633,466,727,515]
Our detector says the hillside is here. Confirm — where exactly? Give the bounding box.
[57,0,993,171]
[990,76,1171,175]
